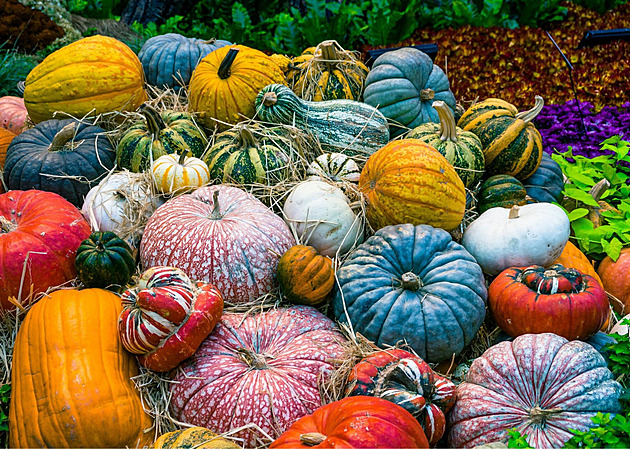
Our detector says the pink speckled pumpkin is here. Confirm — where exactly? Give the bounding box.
[169,306,346,446]
[0,96,28,135]
[139,185,295,303]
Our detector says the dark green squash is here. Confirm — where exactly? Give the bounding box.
[523,152,564,203]
[331,223,487,363]
[477,174,528,214]
[116,103,207,172]
[75,231,136,289]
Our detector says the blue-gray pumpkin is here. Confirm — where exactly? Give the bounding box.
[523,152,565,203]
[138,34,232,89]
[363,48,457,137]
[332,223,487,363]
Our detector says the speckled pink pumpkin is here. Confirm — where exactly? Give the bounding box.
[0,96,28,135]
[139,185,295,303]
[169,306,346,446]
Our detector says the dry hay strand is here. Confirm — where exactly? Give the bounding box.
[222,288,283,315]
[70,14,141,43]
[457,319,503,369]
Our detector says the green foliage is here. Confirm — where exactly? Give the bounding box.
[0,47,38,97]
[131,15,187,40]
[65,0,124,19]
[568,0,628,14]
[0,384,9,446]
[607,318,630,402]
[564,413,630,448]
[552,136,630,261]
[507,428,534,448]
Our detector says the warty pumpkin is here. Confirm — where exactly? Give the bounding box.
[9,288,154,448]
[23,35,147,123]
[153,427,240,449]
[0,96,28,134]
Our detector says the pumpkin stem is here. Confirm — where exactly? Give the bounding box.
[17,80,25,95]
[238,125,258,148]
[262,91,278,107]
[48,122,77,152]
[209,190,223,220]
[515,96,545,123]
[420,88,435,101]
[177,151,188,165]
[204,38,217,45]
[529,406,562,426]
[140,103,167,137]
[432,100,457,143]
[508,205,520,219]
[218,48,239,80]
[236,347,269,370]
[0,216,17,233]
[401,272,422,291]
[319,40,339,72]
[589,178,610,202]
[299,432,327,446]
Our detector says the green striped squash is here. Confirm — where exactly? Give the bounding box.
[75,231,136,289]
[116,104,208,172]
[203,124,290,185]
[408,100,485,189]
[477,174,528,214]
[458,96,544,180]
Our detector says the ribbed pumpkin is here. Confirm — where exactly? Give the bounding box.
[139,33,231,89]
[598,247,630,314]
[152,152,210,195]
[9,288,154,448]
[0,128,15,167]
[153,427,240,449]
[408,100,485,189]
[276,245,335,307]
[477,174,528,214]
[523,151,564,203]
[552,240,602,286]
[270,53,292,76]
[306,152,360,183]
[0,96,28,134]
[4,119,116,206]
[23,35,147,124]
[203,124,291,185]
[189,45,285,129]
[458,96,544,180]
[117,103,208,173]
[359,139,466,232]
[287,40,369,101]
[75,231,136,289]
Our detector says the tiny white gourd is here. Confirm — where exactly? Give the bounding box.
[152,152,210,195]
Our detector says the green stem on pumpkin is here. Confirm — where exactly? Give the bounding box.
[299,433,327,446]
[0,216,16,233]
[140,103,167,137]
[515,96,545,123]
[432,100,458,143]
[177,151,188,165]
[48,122,77,152]
[218,48,239,80]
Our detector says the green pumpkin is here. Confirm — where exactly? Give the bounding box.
[408,100,485,189]
[75,231,136,289]
[203,124,290,185]
[116,103,207,172]
[477,174,528,214]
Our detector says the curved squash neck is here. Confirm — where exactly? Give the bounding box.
[237,125,257,148]
[515,96,544,123]
[48,122,77,152]
[218,48,239,80]
[432,101,457,142]
[140,103,167,136]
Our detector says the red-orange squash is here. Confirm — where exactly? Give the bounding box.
[598,247,630,314]
[552,241,602,286]
[0,128,15,167]
[9,288,154,448]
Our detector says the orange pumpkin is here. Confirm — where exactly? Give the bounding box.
[277,245,335,307]
[552,241,602,286]
[598,247,630,314]
[9,288,154,448]
[0,127,15,168]
[359,139,466,232]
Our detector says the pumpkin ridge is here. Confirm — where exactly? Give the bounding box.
[373,189,461,212]
[484,120,525,164]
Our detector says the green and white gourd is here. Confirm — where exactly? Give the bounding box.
[306,152,360,183]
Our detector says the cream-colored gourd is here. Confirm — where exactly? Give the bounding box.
[152,152,210,195]
[306,152,361,183]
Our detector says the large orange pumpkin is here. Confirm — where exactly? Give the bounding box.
[359,139,466,232]
[9,288,154,448]
[0,128,15,167]
[551,241,602,286]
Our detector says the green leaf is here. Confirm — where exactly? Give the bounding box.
[602,237,623,261]
[567,208,589,221]
[564,188,601,207]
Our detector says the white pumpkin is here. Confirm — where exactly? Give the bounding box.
[462,203,570,275]
[283,180,364,258]
[306,152,361,183]
[152,153,210,195]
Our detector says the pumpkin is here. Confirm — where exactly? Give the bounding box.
[359,139,466,232]
[139,33,232,89]
[363,47,456,137]
[152,152,210,195]
[271,396,429,448]
[332,223,487,363]
[457,96,544,180]
[346,349,456,446]
[23,35,147,124]
[0,190,91,312]
[276,245,334,307]
[283,180,364,258]
[75,231,136,289]
[598,247,630,314]
[287,40,369,101]
[119,266,224,372]
[203,123,291,185]
[116,103,208,173]
[489,264,609,340]
[189,45,285,129]
[0,96,27,134]
[552,240,602,286]
[140,185,295,304]
[169,306,346,446]
[462,203,570,276]
[477,174,528,214]
[306,152,360,184]
[448,333,622,448]
[408,100,485,189]
[562,178,618,229]
[270,53,292,76]
[255,83,390,157]
[0,128,15,167]
[153,427,240,449]
[9,288,154,448]
[522,151,564,203]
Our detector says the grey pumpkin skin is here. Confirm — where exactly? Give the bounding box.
[332,223,487,363]
[522,152,565,203]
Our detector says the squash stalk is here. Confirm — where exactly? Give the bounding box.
[508,205,521,219]
[177,151,188,165]
[140,103,167,137]
[218,48,239,80]
[48,122,77,152]
[237,125,258,148]
[401,272,422,291]
[420,88,435,101]
[236,347,269,369]
[432,100,457,143]
[262,91,278,107]
[0,216,17,233]
[300,432,327,446]
[209,190,222,220]
[515,96,545,123]
[529,406,562,426]
[319,40,339,72]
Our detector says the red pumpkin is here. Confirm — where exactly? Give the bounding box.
[598,247,630,314]
[118,266,224,372]
[0,96,27,135]
[489,264,609,340]
[345,349,456,446]
[270,396,429,448]
[140,185,295,304]
[0,190,91,312]
[169,306,346,446]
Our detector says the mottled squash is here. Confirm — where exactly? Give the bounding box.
[153,427,240,448]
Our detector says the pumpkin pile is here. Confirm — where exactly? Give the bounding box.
[1,31,626,449]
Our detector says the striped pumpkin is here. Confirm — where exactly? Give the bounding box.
[153,427,240,448]
[458,96,544,180]
[408,100,485,189]
[118,266,224,372]
[477,174,528,214]
[117,104,207,172]
[203,124,290,185]
[306,152,360,183]
[23,35,147,124]
[152,152,210,195]
[359,139,466,232]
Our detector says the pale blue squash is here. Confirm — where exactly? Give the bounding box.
[523,152,565,203]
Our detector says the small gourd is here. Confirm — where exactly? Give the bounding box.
[477,174,528,214]
[152,152,210,195]
[277,245,335,307]
[306,152,360,183]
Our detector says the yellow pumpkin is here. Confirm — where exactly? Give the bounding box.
[9,288,154,448]
[189,45,285,129]
[359,139,466,232]
[153,427,240,449]
[23,35,147,124]
[270,53,292,77]
[152,152,210,195]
